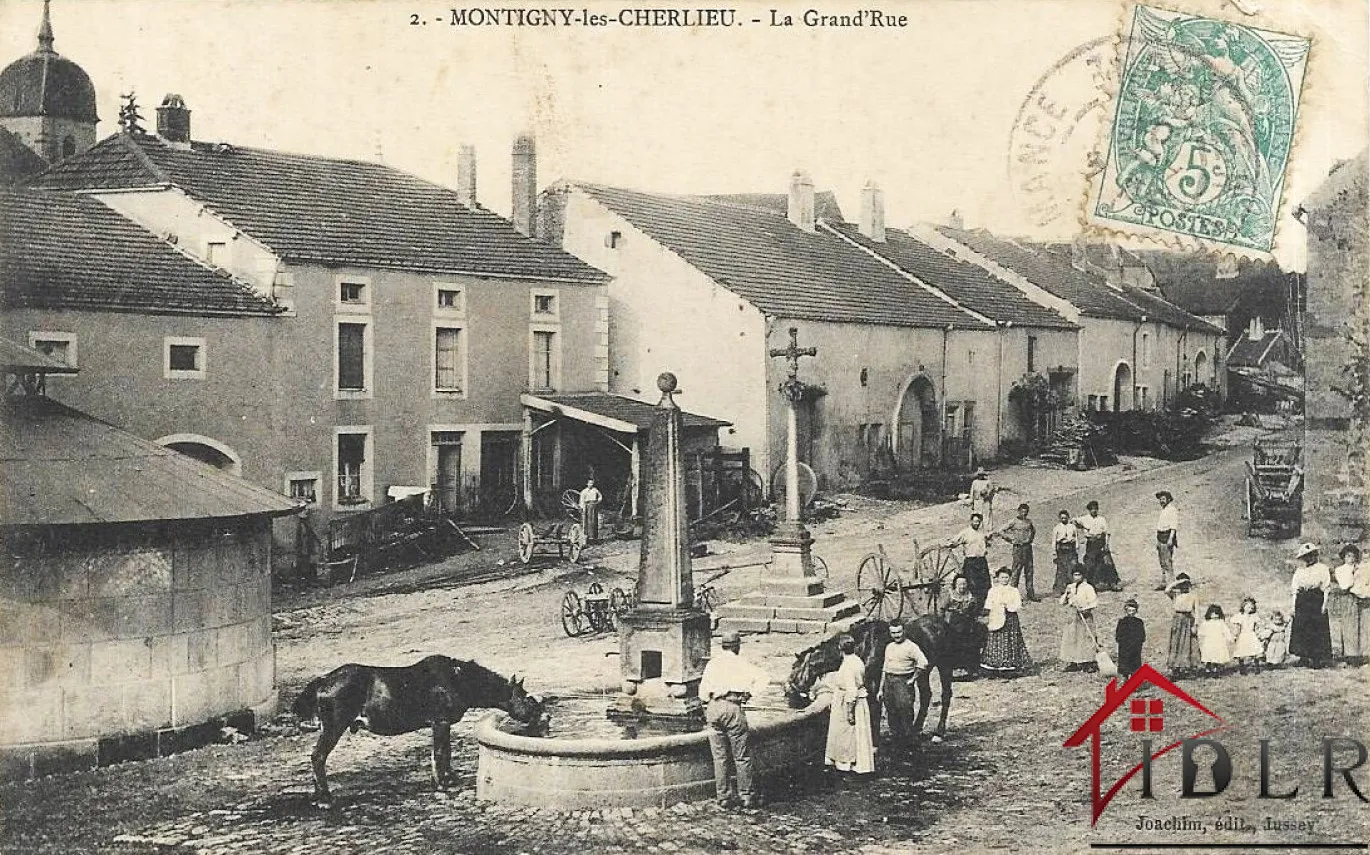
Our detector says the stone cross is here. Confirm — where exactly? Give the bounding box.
[769,327,816,523]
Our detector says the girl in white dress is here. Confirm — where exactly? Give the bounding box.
[1197,604,1233,676]
[824,635,875,775]
[1229,597,1264,674]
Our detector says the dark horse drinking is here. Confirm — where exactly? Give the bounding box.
[784,616,978,744]
[293,654,546,806]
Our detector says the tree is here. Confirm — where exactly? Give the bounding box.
[118,93,145,135]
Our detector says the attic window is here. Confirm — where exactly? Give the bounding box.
[860,367,869,387]
[340,282,367,304]
[605,230,624,249]
[206,241,227,266]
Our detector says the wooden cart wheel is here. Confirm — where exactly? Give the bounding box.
[560,591,585,637]
[770,462,819,509]
[857,548,903,622]
[562,489,582,521]
[915,544,964,617]
[517,522,535,564]
[812,555,829,581]
[566,522,585,563]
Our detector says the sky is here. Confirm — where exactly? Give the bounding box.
[3,0,1366,271]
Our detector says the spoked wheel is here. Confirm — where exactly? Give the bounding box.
[811,555,830,581]
[517,522,535,564]
[914,544,964,617]
[560,591,585,637]
[566,522,586,563]
[857,546,903,622]
[770,462,819,509]
[562,489,582,521]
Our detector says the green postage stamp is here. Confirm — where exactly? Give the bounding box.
[1088,5,1309,253]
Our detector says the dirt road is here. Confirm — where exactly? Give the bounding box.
[4,443,1366,855]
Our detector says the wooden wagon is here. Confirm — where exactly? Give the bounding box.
[1245,438,1303,539]
[856,540,964,621]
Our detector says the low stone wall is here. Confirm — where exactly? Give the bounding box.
[474,699,831,809]
[0,517,277,780]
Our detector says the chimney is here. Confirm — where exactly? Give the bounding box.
[511,133,537,237]
[456,144,478,208]
[156,94,191,143]
[787,170,815,233]
[946,209,964,230]
[858,180,886,242]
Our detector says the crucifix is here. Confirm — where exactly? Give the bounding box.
[769,327,817,526]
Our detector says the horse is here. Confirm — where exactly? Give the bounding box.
[292,654,546,806]
[783,615,976,745]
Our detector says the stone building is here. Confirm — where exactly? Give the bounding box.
[1300,150,1368,545]
[0,2,97,170]
[1,337,297,780]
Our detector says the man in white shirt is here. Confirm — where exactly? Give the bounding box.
[1072,501,1119,590]
[578,478,603,541]
[698,631,769,808]
[950,513,993,608]
[1154,491,1179,591]
[878,621,929,752]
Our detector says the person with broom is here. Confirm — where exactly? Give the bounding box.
[1059,567,1101,673]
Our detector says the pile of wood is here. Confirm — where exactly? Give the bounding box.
[1039,415,1117,470]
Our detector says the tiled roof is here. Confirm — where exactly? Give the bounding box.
[29,134,609,283]
[1114,281,1226,335]
[1,395,299,527]
[1227,330,1284,368]
[0,128,48,185]
[529,392,730,432]
[830,223,1075,330]
[576,184,991,330]
[0,335,77,373]
[937,226,1146,321]
[1,187,282,316]
[693,191,846,223]
[1140,252,1293,316]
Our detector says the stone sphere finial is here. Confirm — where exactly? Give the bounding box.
[657,372,677,394]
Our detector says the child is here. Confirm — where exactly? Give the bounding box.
[1115,598,1145,681]
[1197,603,1233,676]
[1230,597,1264,675]
[1164,573,1198,678]
[1261,611,1289,667]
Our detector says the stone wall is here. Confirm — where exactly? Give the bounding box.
[0,516,276,780]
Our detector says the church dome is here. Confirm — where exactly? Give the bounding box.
[0,3,98,122]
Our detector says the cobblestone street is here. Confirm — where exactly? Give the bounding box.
[5,434,1367,855]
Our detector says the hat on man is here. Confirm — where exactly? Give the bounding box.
[1123,598,1139,609]
[1174,572,1191,583]
[974,468,989,477]
[1155,490,1173,501]
[720,630,742,648]
[1295,542,1320,559]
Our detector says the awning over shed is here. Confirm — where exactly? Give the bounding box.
[521,392,730,435]
[2,396,299,527]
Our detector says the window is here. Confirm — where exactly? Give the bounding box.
[335,430,373,507]
[531,329,557,391]
[1086,394,1098,412]
[206,241,227,266]
[434,326,465,393]
[340,282,366,304]
[1100,395,1109,411]
[967,349,975,365]
[1138,386,1149,410]
[336,275,371,312]
[285,471,321,505]
[531,289,559,318]
[163,336,206,379]
[336,321,370,395]
[435,286,465,314]
[27,331,77,368]
[1141,333,1151,369]
[605,231,623,249]
[62,136,76,158]
[944,404,959,435]
[1027,336,1037,373]
[960,402,975,439]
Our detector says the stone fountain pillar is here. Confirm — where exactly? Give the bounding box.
[611,373,712,722]
[716,328,859,635]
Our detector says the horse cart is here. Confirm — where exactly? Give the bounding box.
[1245,438,1303,539]
[560,582,633,637]
[517,520,587,564]
[856,541,964,621]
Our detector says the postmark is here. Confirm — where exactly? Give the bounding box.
[1087,5,1309,254]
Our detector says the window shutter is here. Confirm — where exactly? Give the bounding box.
[339,324,365,390]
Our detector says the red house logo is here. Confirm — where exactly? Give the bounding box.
[1063,664,1228,825]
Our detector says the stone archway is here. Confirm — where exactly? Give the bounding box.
[1194,350,1209,386]
[895,374,939,470]
[1111,361,1134,412]
[155,433,243,476]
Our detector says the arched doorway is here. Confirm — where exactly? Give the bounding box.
[1194,350,1208,386]
[155,434,243,476]
[1111,361,1134,412]
[895,375,939,470]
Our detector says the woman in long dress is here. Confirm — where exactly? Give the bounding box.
[942,574,985,675]
[982,567,1032,676]
[1288,543,1332,667]
[1164,573,1199,677]
[1353,552,1370,662]
[824,635,875,775]
[1328,544,1363,661]
[1059,568,1099,672]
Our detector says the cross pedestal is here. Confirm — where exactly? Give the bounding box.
[716,328,858,636]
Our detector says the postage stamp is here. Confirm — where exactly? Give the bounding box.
[1087,4,1310,253]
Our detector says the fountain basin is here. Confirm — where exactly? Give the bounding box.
[474,697,831,809]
